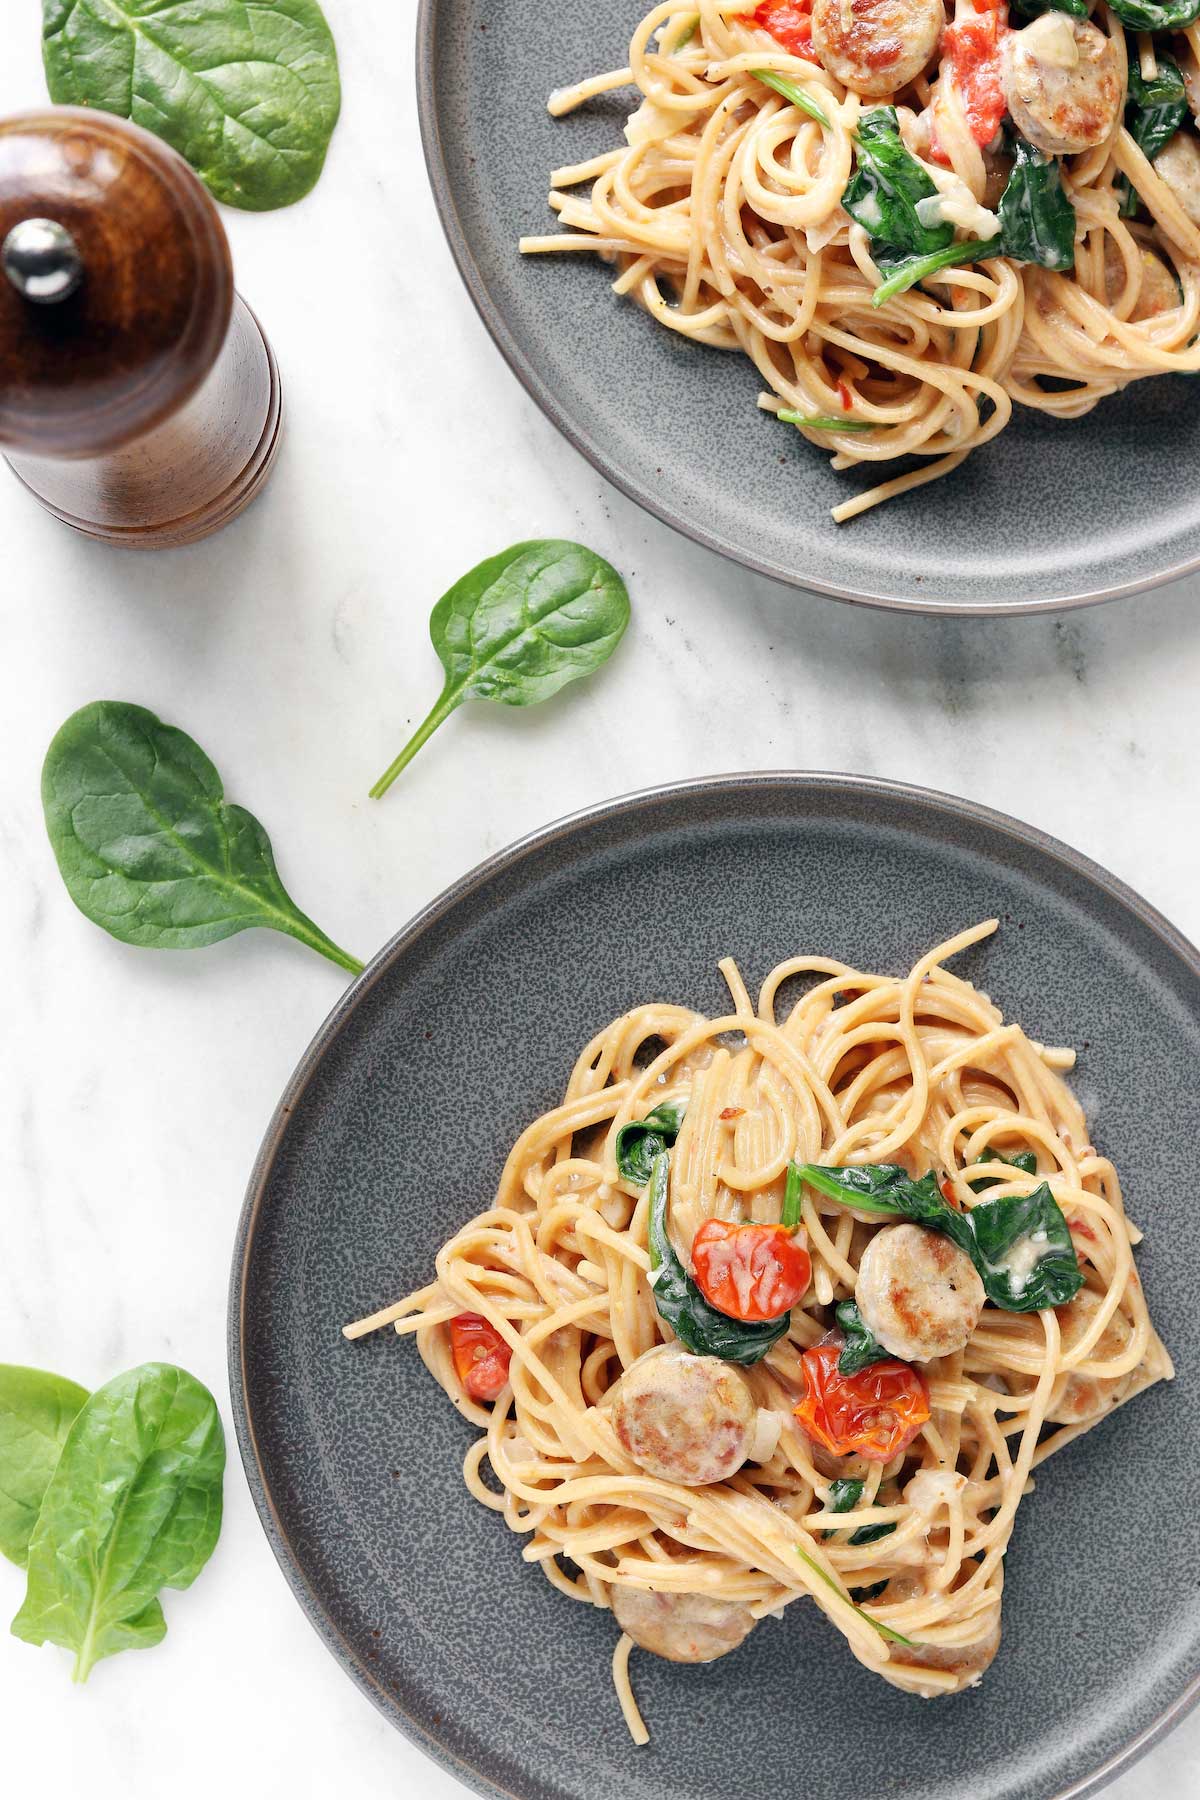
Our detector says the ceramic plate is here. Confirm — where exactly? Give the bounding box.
[415,0,1200,613]
[229,774,1200,1800]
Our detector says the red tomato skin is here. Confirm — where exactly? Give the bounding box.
[449,1313,513,1402]
[691,1220,812,1321]
[754,0,820,62]
[795,1341,930,1462]
[939,4,1009,151]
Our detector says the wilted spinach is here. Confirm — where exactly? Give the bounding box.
[999,136,1077,271]
[1106,0,1200,26]
[969,1146,1038,1190]
[41,0,341,211]
[646,1154,789,1363]
[795,1163,1084,1311]
[12,1363,224,1681]
[843,108,952,263]
[850,1578,891,1602]
[754,67,831,129]
[827,1477,865,1513]
[1120,57,1189,215]
[616,1102,687,1185]
[43,702,363,975]
[371,541,630,798]
[835,1299,890,1375]
[0,1367,88,1568]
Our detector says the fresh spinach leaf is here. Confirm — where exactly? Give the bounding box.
[371,541,631,798]
[835,1298,890,1375]
[1120,57,1188,215]
[12,1363,224,1681]
[968,1146,1038,1190]
[843,107,952,263]
[753,68,831,128]
[41,0,341,211]
[647,1154,789,1363]
[795,1163,1084,1312]
[0,1367,88,1568]
[616,1102,687,1186]
[998,136,1077,271]
[42,702,363,975]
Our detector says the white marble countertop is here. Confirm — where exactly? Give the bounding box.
[3,10,1200,1798]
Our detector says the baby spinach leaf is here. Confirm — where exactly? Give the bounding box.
[753,68,831,129]
[647,1154,789,1364]
[616,1101,687,1186]
[835,1299,890,1375]
[12,1363,224,1681]
[998,136,1077,271]
[1120,57,1188,215]
[794,1163,1083,1312]
[827,1477,866,1512]
[968,1146,1038,1189]
[1106,0,1200,27]
[843,108,952,263]
[871,235,1004,306]
[795,1544,914,1645]
[41,0,341,211]
[848,1516,897,1547]
[43,702,363,975]
[850,1577,891,1602]
[371,541,631,798]
[0,1367,88,1568]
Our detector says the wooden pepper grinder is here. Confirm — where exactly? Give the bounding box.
[0,109,282,548]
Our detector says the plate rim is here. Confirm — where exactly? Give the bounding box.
[228,769,1200,1800]
[412,0,1200,617]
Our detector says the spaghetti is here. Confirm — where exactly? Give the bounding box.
[519,1,1200,520]
[346,922,1171,1739]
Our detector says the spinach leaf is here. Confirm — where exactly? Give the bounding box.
[371,541,631,798]
[646,1154,789,1364]
[12,1363,224,1681]
[1120,57,1188,215]
[871,235,1004,306]
[998,136,1077,271]
[850,1577,891,1602]
[795,1163,1084,1312]
[753,68,831,129]
[827,1477,865,1512]
[616,1101,687,1186]
[1106,0,1200,27]
[795,1544,914,1645]
[0,1367,88,1568]
[848,1516,897,1547]
[778,411,877,432]
[42,702,363,975]
[41,0,340,211]
[843,107,952,263]
[1011,0,1087,16]
[968,1146,1038,1190]
[835,1298,890,1374]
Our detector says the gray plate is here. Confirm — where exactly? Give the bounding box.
[229,774,1200,1800]
[416,0,1200,614]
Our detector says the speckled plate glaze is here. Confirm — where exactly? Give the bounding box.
[230,774,1200,1800]
[416,0,1200,613]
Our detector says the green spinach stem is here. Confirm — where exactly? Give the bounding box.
[369,683,459,799]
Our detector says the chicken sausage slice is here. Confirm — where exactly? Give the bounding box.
[811,0,944,99]
[855,1222,986,1363]
[611,1586,758,1662]
[611,1342,757,1486]
[1153,129,1200,226]
[1002,14,1122,156]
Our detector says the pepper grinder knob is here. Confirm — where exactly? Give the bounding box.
[0,108,282,549]
[2,217,83,303]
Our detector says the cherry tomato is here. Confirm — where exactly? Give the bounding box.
[449,1312,513,1402]
[795,1341,930,1461]
[938,4,1008,152]
[753,0,819,62]
[692,1220,812,1322]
